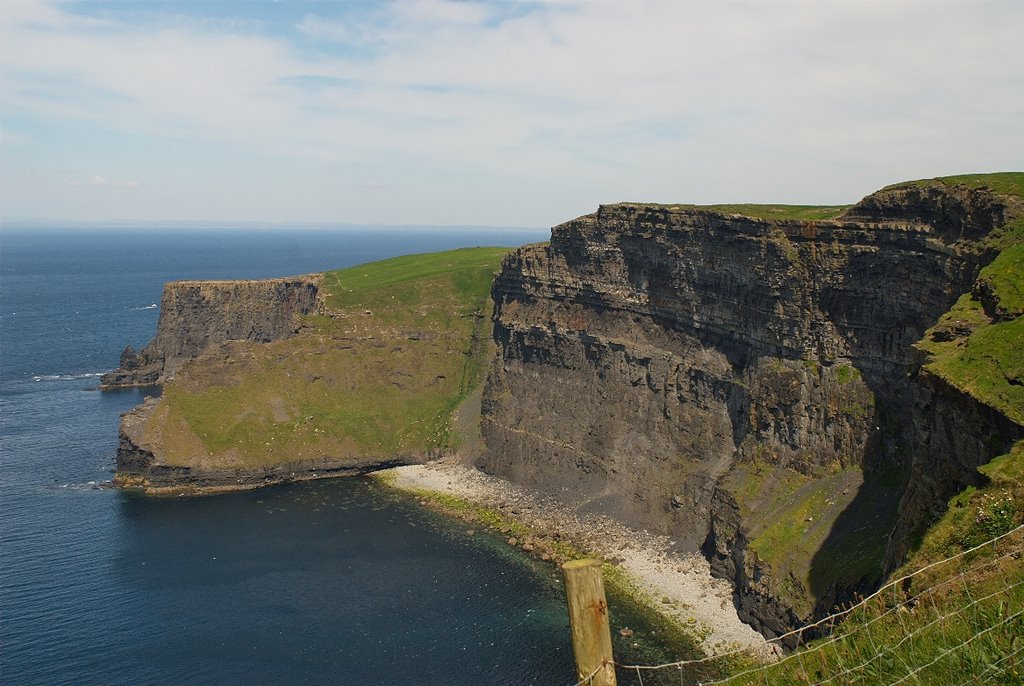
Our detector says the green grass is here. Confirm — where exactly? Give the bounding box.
[907,172,1024,424]
[148,247,510,467]
[695,204,851,221]
[323,247,509,306]
[919,314,1024,424]
[883,171,1024,198]
[716,441,1024,685]
[916,263,1024,425]
[977,241,1024,316]
[835,363,861,385]
[617,202,850,221]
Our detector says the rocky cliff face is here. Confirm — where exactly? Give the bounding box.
[478,183,1022,635]
[101,276,321,389]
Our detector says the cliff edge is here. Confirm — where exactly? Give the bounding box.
[101,275,322,389]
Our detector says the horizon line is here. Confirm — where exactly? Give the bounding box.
[0,218,550,232]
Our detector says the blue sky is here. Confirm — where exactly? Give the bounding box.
[1,0,1022,227]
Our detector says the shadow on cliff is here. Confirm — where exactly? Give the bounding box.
[806,405,908,614]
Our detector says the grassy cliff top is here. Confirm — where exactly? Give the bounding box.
[146,247,510,468]
[883,171,1024,198]
[612,202,851,221]
[617,172,1024,223]
[913,173,1024,424]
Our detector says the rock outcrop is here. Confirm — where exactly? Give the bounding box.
[886,368,1024,569]
[100,275,321,389]
[478,181,1023,635]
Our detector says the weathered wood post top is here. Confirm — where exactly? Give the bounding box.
[562,559,617,686]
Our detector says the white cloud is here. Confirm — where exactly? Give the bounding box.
[1,0,1022,225]
[65,175,140,188]
[297,15,350,42]
[390,0,491,27]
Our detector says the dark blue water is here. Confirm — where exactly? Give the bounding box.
[1,227,593,685]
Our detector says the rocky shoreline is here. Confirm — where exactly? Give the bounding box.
[378,458,773,658]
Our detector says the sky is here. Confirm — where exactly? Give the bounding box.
[1,0,1022,228]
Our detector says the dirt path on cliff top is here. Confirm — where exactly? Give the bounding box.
[382,459,771,658]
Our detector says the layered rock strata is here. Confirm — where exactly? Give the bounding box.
[478,183,1022,635]
[100,275,321,389]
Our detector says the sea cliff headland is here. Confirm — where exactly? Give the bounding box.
[108,248,506,492]
[104,173,1024,657]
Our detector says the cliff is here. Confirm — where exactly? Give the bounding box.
[101,174,1023,643]
[109,249,508,494]
[100,275,322,389]
[478,174,1024,635]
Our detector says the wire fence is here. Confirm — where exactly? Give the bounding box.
[571,523,1024,686]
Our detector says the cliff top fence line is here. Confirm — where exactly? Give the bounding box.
[570,524,1023,686]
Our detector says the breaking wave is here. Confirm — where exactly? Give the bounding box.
[32,372,105,382]
[47,481,112,491]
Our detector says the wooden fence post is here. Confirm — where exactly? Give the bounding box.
[562,559,617,686]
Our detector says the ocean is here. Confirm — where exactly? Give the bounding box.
[0,227,682,686]
[0,226,570,685]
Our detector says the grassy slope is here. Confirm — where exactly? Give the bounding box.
[149,247,510,467]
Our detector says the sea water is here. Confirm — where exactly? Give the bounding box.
[0,227,688,685]
[1,226,577,685]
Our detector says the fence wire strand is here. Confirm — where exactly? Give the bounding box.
[594,523,1023,686]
